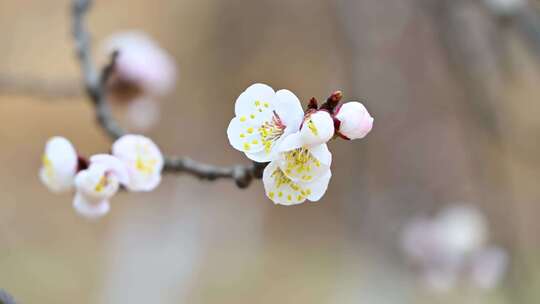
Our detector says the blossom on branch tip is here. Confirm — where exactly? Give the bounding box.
[112,134,164,192]
[334,102,373,140]
[39,136,78,193]
[227,83,304,162]
[103,31,177,97]
[73,156,127,219]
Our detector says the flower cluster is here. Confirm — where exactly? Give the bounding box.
[102,31,178,130]
[227,83,373,205]
[39,135,164,219]
[401,204,508,291]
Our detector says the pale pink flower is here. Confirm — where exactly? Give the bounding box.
[39,137,78,193]
[227,83,304,162]
[73,155,129,219]
[104,31,177,97]
[112,135,164,192]
[334,102,373,140]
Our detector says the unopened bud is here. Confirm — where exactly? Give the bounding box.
[307,97,319,110]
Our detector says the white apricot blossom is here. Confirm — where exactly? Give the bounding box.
[334,102,373,140]
[73,155,129,219]
[112,134,164,192]
[299,110,335,147]
[262,160,331,206]
[39,136,78,193]
[103,31,177,97]
[227,83,304,162]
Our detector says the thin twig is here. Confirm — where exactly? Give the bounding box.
[70,0,264,188]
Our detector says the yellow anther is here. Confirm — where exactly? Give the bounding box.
[255,100,261,106]
[306,189,312,195]
[287,195,292,201]
[250,114,256,119]
[42,154,54,178]
[136,157,157,174]
[269,192,275,199]
[247,127,254,134]
[263,102,269,108]
[240,116,247,122]
[278,192,283,197]
[307,119,318,136]
[240,133,245,138]
[94,175,108,192]
[297,195,303,201]
[252,139,259,145]
[243,143,251,150]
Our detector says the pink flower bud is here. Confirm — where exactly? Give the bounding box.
[334,102,373,140]
[103,31,177,97]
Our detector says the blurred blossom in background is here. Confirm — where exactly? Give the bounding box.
[103,31,177,131]
[401,204,508,292]
[2,0,540,303]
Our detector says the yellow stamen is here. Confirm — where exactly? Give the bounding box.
[307,119,318,136]
[136,157,157,174]
[42,154,54,178]
[94,175,108,192]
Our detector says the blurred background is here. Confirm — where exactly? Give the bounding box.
[1,0,540,303]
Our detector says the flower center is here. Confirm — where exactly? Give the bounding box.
[269,167,312,202]
[136,156,157,175]
[259,111,285,153]
[282,148,321,182]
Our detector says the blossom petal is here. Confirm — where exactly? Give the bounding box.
[128,172,162,192]
[227,116,265,154]
[277,132,303,153]
[40,136,78,193]
[309,144,332,166]
[234,83,276,117]
[274,89,304,132]
[263,162,306,206]
[263,161,331,206]
[73,192,111,220]
[305,169,332,202]
[90,154,130,186]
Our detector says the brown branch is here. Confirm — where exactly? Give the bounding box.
[70,0,265,188]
